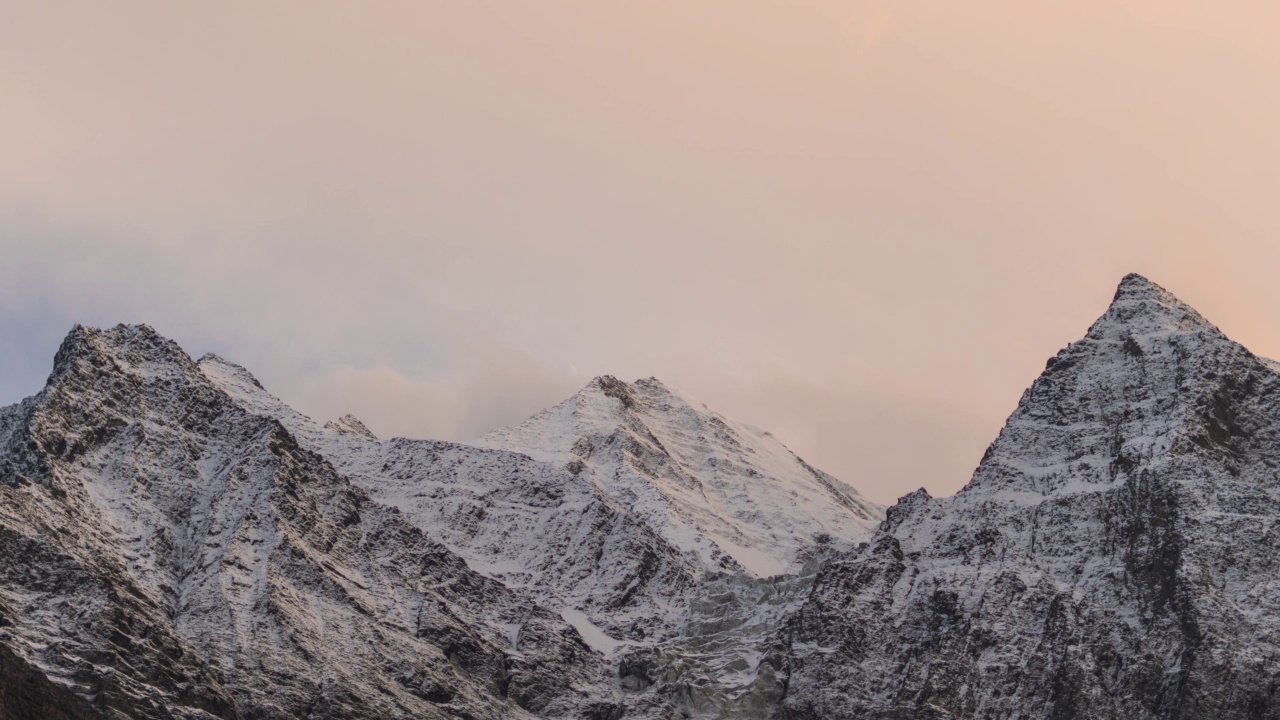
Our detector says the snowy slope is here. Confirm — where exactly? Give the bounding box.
[778,274,1280,719]
[198,359,885,717]
[10,274,1277,720]
[476,375,882,577]
[0,325,614,720]
[200,361,884,620]
[200,358,703,642]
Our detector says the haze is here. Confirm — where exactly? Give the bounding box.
[4,1,1280,504]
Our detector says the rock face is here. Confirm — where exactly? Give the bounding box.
[0,325,611,720]
[777,275,1280,719]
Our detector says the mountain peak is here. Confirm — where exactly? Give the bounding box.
[784,277,1280,719]
[479,371,884,577]
[970,274,1254,499]
[1089,273,1215,342]
[582,374,640,410]
[325,413,378,440]
[49,323,191,388]
[581,375,678,410]
[196,352,265,391]
[586,374,628,391]
[1113,271,1162,299]
[53,323,161,357]
[1059,272,1218,351]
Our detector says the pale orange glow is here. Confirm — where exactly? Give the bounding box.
[4,2,1280,503]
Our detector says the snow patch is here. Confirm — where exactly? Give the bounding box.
[560,608,631,655]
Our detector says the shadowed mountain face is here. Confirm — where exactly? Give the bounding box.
[776,274,1280,719]
[4,274,1279,720]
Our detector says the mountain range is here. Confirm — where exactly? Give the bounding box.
[2,274,1278,719]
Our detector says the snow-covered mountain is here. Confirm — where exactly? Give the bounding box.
[0,322,883,719]
[775,274,1280,719]
[0,325,613,719]
[198,360,884,717]
[475,375,882,579]
[7,273,1273,720]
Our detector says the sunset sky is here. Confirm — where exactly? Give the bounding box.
[4,2,1280,503]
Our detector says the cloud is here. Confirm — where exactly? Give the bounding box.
[0,211,586,443]
[7,1,1280,505]
[670,366,1006,504]
[271,344,584,444]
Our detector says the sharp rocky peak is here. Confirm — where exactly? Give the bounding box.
[778,275,1280,720]
[580,374,676,412]
[325,413,378,440]
[197,352,266,390]
[963,274,1269,498]
[49,323,193,384]
[1113,271,1164,298]
[1090,272,1216,341]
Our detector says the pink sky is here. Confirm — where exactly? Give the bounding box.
[4,2,1280,503]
